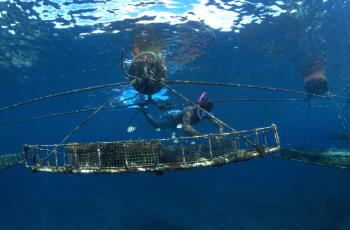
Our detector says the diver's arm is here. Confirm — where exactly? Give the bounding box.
[207,115,224,133]
[149,97,173,112]
[139,107,162,128]
[182,109,202,136]
[154,101,173,112]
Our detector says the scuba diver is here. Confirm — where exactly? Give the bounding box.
[138,92,224,136]
[119,49,223,136]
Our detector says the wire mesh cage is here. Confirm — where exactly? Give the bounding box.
[278,147,350,169]
[24,124,280,174]
[0,153,25,170]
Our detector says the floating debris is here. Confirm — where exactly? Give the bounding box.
[127,126,136,133]
[172,139,179,144]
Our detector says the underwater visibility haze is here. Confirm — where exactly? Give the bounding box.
[1,0,350,229]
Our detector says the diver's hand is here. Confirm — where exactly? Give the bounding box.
[146,96,154,104]
[218,125,224,134]
[138,106,146,112]
[136,103,147,113]
[157,102,172,111]
[216,126,224,139]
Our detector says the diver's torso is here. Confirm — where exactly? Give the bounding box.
[161,106,201,128]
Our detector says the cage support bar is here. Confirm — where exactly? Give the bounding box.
[166,80,349,100]
[331,98,350,142]
[0,82,129,113]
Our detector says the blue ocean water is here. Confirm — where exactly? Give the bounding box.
[1,0,350,229]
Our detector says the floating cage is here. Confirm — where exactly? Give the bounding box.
[0,153,25,170]
[24,124,280,174]
[278,147,350,169]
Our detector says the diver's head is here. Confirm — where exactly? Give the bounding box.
[128,51,167,95]
[301,57,329,96]
[303,65,329,95]
[196,92,213,119]
[200,99,213,112]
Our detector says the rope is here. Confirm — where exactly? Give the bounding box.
[310,104,332,108]
[1,79,343,115]
[5,107,144,127]
[2,105,130,126]
[0,82,129,113]
[1,98,306,126]
[302,103,311,146]
[2,64,349,115]
[166,80,350,100]
[331,98,350,142]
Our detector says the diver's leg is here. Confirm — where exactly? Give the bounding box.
[182,108,202,136]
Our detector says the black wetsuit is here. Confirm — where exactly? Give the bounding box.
[140,106,223,136]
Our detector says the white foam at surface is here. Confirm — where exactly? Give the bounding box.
[1,0,292,33]
[91,29,105,34]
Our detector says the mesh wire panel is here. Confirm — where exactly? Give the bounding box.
[99,143,126,168]
[68,141,162,169]
[69,144,99,168]
[210,137,238,157]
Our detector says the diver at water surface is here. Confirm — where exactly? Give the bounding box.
[300,56,330,97]
[139,92,224,136]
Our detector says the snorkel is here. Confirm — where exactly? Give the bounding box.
[197,92,207,120]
